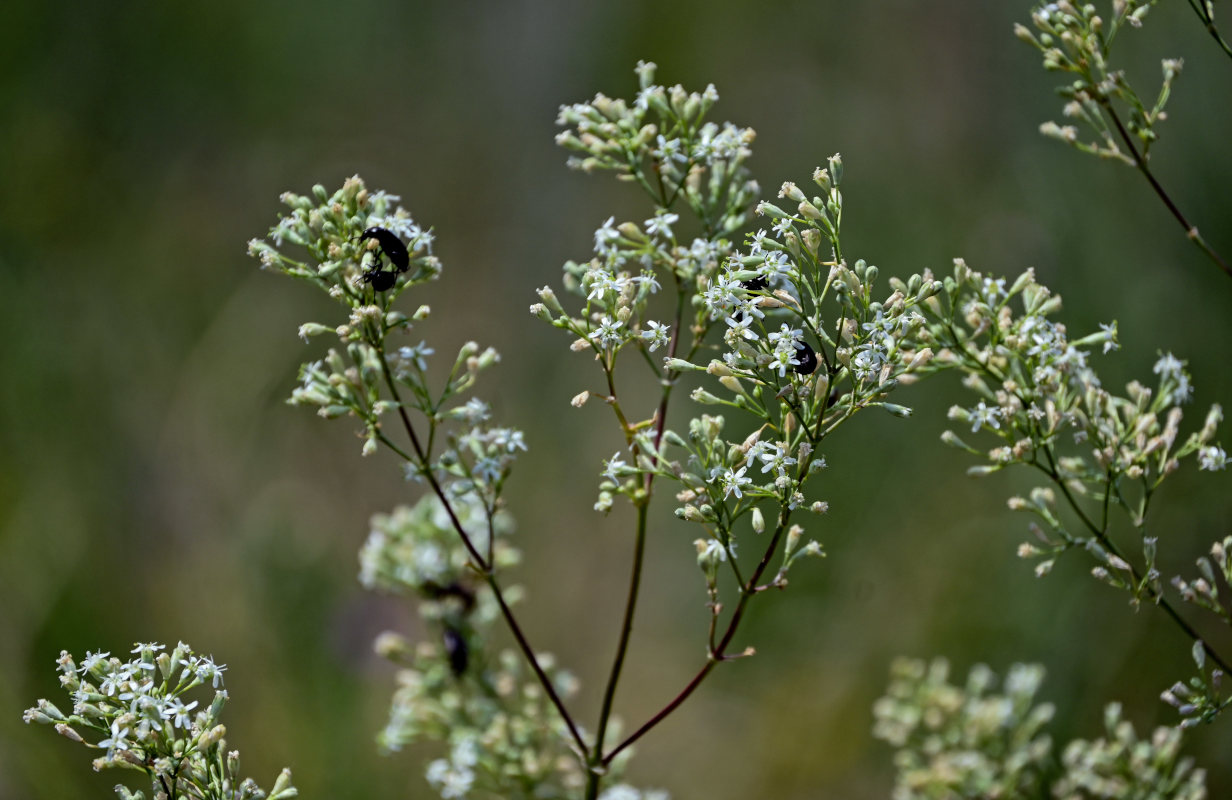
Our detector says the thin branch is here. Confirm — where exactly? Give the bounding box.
[1102,103,1231,278]
[589,502,648,785]
[1038,453,1232,676]
[1185,0,1232,62]
[604,510,794,765]
[376,349,589,756]
[587,273,690,797]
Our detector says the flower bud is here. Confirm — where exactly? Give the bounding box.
[664,357,699,372]
[198,724,226,751]
[55,723,83,743]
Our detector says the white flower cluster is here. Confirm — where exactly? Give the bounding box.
[249,176,439,300]
[873,658,1054,800]
[1017,0,1178,166]
[1053,702,1206,800]
[874,658,1209,800]
[23,642,296,800]
[380,647,611,799]
[359,496,516,620]
[923,260,1225,608]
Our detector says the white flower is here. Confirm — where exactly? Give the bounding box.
[969,401,1003,433]
[98,719,132,753]
[1153,352,1185,379]
[723,313,759,343]
[162,698,199,729]
[653,135,687,164]
[589,315,626,348]
[641,321,671,352]
[603,452,628,483]
[594,216,620,255]
[645,209,680,239]
[397,342,434,372]
[721,466,752,499]
[1198,446,1229,471]
[757,443,798,479]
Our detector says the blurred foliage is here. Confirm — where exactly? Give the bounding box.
[2,1,1230,798]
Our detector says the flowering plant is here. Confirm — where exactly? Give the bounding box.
[24,2,1232,794]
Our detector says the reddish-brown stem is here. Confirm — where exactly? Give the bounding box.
[603,512,793,765]
[377,351,589,755]
[1103,103,1231,279]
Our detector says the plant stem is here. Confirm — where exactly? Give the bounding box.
[1186,0,1232,62]
[586,275,689,799]
[1040,455,1232,676]
[603,511,794,765]
[1103,104,1231,279]
[585,503,649,800]
[376,349,589,756]
[591,503,648,758]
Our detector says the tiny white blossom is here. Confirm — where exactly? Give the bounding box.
[162,698,199,730]
[634,270,661,293]
[1198,445,1229,471]
[653,135,687,164]
[1099,322,1119,353]
[98,719,132,753]
[724,313,759,342]
[1154,352,1185,379]
[131,642,165,658]
[594,216,620,255]
[721,466,752,499]
[603,452,628,484]
[397,342,434,372]
[641,320,671,352]
[589,315,626,348]
[698,538,729,562]
[645,209,680,239]
[757,443,798,479]
[81,651,110,671]
[969,401,1002,432]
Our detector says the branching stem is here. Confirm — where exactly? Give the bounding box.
[375,347,589,756]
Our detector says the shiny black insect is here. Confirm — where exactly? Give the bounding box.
[357,226,410,272]
[355,227,410,292]
[793,340,819,375]
[443,627,468,677]
[423,580,477,612]
[741,275,769,292]
[361,267,399,292]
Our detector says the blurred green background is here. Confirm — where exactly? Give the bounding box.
[3,1,1231,797]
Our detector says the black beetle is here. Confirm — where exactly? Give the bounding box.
[443,627,468,677]
[361,267,399,292]
[357,227,410,272]
[793,340,819,375]
[741,275,769,292]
